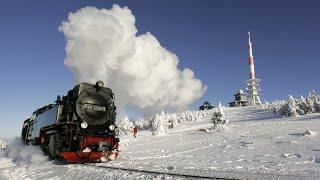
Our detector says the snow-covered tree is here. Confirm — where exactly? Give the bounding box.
[314,99,320,113]
[134,117,152,130]
[131,109,213,133]
[261,101,270,110]
[298,96,309,115]
[0,138,7,151]
[270,91,320,117]
[118,116,134,136]
[178,113,186,124]
[306,96,315,113]
[286,96,300,117]
[212,102,228,125]
[168,114,179,129]
[309,91,320,113]
[270,100,287,115]
[152,112,168,136]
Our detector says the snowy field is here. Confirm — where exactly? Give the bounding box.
[1,106,320,179]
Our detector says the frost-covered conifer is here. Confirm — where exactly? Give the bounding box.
[308,91,320,113]
[118,116,134,136]
[286,96,300,117]
[152,113,167,135]
[212,102,228,125]
[134,109,212,133]
[313,99,320,113]
[270,91,320,117]
[306,96,315,113]
[133,118,152,130]
[270,100,287,115]
[298,96,309,115]
[0,138,7,151]
[261,101,270,110]
[178,113,186,124]
[168,114,179,128]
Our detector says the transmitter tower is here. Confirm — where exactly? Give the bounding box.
[246,32,262,106]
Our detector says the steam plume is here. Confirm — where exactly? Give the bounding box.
[4,137,49,166]
[59,5,206,114]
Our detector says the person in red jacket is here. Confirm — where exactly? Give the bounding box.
[133,125,138,138]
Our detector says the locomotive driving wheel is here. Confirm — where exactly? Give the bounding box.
[48,134,62,159]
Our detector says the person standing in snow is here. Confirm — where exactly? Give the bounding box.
[133,125,138,138]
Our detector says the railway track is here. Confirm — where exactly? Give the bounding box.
[83,164,230,179]
[83,163,320,180]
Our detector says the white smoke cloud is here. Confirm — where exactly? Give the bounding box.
[59,5,206,113]
[4,137,50,166]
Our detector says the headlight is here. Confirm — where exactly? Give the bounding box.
[96,81,104,88]
[109,125,115,131]
[81,122,88,129]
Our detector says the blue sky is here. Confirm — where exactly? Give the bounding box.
[0,0,319,137]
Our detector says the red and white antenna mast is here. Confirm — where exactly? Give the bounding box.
[246,32,262,106]
[248,32,255,80]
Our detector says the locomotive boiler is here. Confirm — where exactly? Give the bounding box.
[21,81,119,163]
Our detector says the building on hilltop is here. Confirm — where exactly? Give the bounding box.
[229,90,248,107]
[199,101,214,110]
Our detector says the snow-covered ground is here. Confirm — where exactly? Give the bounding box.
[1,106,320,179]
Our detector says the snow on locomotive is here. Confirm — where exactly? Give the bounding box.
[21,81,119,163]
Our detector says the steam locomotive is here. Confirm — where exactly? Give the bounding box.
[21,81,119,163]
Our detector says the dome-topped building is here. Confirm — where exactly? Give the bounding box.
[229,90,248,107]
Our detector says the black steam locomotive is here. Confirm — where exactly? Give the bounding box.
[21,81,119,163]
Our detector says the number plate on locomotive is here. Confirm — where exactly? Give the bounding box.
[83,104,106,112]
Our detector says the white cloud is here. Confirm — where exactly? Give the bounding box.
[59,5,206,114]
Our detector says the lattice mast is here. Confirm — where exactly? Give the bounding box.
[246,32,262,105]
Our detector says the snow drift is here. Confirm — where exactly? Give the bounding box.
[3,137,49,166]
[59,5,206,114]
